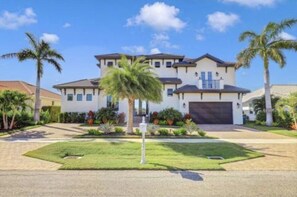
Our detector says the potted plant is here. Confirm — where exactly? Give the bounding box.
[158,108,182,126]
[152,111,159,125]
[87,111,95,125]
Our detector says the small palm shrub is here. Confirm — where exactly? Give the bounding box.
[95,107,117,124]
[183,119,199,134]
[198,129,206,137]
[158,128,169,136]
[158,120,167,125]
[98,123,114,134]
[40,110,51,124]
[134,128,141,135]
[175,121,184,127]
[147,124,160,135]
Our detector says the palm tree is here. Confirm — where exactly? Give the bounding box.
[276,92,297,130]
[100,55,162,133]
[237,19,297,126]
[1,32,64,122]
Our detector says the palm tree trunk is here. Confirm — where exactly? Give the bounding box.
[127,98,134,134]
[34,72,41,122]
[264,66,273,126]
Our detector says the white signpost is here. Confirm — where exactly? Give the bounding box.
[139,116,147,164]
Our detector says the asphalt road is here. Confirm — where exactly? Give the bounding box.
[0,171,296,197]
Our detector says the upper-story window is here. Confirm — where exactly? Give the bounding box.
[77,94,83,101]
[166,62,172,68]
[67,94,73,101]
[167,88,173,96]
[86,94,92,101]
[107,61,113,67]
[154,61,161,68]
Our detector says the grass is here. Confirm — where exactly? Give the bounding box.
[25,142,262,170]
[244,122,297,138]
[0,125,42,137]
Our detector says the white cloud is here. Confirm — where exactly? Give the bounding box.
[40,33,59,44]
[126,2,186,31]
[150,33,179,49]
[150,48,161,54]
[122,45,146,54]
[220,0,277,7]
[278,32,296,40]
[196,34,204,41]
[0,7,37,29]
[63,22,71,28]
[207,12,240,32]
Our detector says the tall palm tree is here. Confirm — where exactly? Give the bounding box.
[236,19,297,126]
[100,55,162,133]
[1,32,64,122]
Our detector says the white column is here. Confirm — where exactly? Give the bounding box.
[219,78,224,89]
[198,78,203,89]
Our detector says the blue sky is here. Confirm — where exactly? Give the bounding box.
[0,0,297,93]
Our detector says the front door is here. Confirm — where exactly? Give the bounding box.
[134,99,148,116]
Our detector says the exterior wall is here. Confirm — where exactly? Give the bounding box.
[60,88,100,113]
[40,97,61,107]
[177,58,235,86]
[149,84,179,112]
[178,92,243,124]
[100,58,132,77]
[150,59,178,78]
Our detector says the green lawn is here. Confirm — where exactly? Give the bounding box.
[244,122,297,138]
[25,142,262,170]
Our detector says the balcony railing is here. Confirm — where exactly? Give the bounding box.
[201,80,221,89]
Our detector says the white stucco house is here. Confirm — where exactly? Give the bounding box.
[54,53,250,124]
[242,84,297,121]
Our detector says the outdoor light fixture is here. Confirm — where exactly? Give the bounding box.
[216,72,219,77]
[183,103,186,108]
[195,72,198,77]
[237,103,240,108]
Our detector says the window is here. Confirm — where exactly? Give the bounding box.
[107,61,113,66]
[154,61,161,68]
[201,72,206,89]
[86,94,92,101]
[166,62,172,68]
[67,94,73,101]
[167,88,173,96]
[107,95,119,110]
[77,94,83,101]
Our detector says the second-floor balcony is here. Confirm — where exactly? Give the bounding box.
[198,78,224,89]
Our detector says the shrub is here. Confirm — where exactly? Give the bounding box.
[198,129,206,137]
[98,122,114,134]
[274,111,293,129]
[147,124,160,135]
[175,121,184,127]
[255,120,266,126]
[158,108,182,122]
[158,128,169,136]
[40,110,51,124]
[158,120,167,125]
[59,112,86,123]
[183,119,199,133]
[115,127,125,133]
[256,111,266,122]
[173,128,187,136]
[134,128,141,135]
[15,111,34,128]
[117,112,126,124]
[41,106,61,122]
[95,107,117,123]
[87,129,102,135]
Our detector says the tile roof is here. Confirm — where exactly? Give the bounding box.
[174,84,250,94]
[95,53,184,61]
[53,78,100,89]
[158,78,182,84]
[0,81,60,100]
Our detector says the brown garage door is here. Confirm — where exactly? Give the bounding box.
[189,102,233,124]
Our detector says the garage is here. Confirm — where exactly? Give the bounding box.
[189,102,233,124]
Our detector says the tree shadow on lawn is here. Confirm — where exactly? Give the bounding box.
[149,163,204,182]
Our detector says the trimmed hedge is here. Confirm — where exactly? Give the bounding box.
[59,112,86,123]
[41,106,61,123]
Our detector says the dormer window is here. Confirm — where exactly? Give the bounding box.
[107,61,113,67]
[154,61,161,68]
[166,62,172,68]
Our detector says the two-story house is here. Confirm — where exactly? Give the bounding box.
[54,53,250,124]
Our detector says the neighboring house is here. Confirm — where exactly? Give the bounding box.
[0,81,61,108]
[54,53,250,124]
[242,84,297,121]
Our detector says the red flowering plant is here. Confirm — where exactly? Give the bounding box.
[87,110,95,125]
